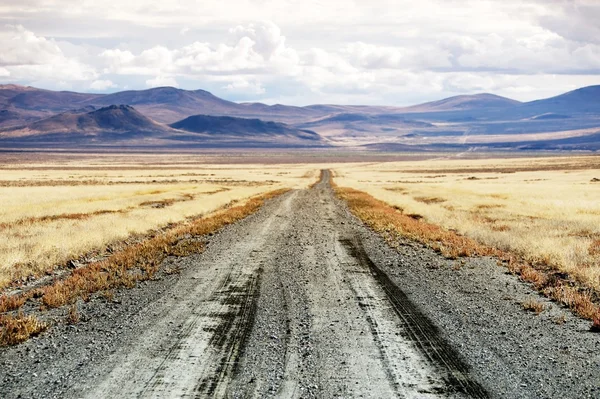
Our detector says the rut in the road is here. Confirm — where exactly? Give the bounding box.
[74,171,487,399]
[340,237,488,398]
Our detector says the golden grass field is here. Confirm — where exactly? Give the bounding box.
[334,155,600,293]
[0,153,319,289]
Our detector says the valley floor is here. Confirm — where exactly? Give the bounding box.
[1,172,599,398]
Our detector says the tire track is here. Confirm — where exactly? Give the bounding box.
[339,237,489,398]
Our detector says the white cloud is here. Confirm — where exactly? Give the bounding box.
[342,42,452,70]
[0,2,599,103]
[89,79,117,90]
[146,75,178,88]
[0,25,96,83]
[0,24,62,66]
[224,78,266,95]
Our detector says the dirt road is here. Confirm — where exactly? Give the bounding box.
[1,171,599,398]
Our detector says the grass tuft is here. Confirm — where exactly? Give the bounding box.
[0,313,47,346]
[522,298,546,314]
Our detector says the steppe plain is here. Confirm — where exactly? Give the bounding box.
[0,151,599,398]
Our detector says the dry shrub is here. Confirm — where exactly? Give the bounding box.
[522,298,546,314]
[139,198,177,208]
[0,293,29,313]
[0,313,47,346]
[491,224,511,232]
[384,187,407,193]
[67,303,80,324]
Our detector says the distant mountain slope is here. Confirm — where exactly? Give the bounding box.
[0,84,101,111]
[0,84,103,128]
[0,83,599,150]
[521,85,600,115]
[0,105,326,148]
[170,114,322,141]
[403,93,522,113]
[0,105,173,144]
[91,87,321,124]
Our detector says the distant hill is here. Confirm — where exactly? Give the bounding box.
[0,84,100,112]
[0,83,599,151]
[0,105,170,144]
[520,85,600,115]
[92,87,320,124]
[0,85,102,128]
[0,105,326,148]
[170,114,322,142]
[403,93,522,113]
[295,112,435,146]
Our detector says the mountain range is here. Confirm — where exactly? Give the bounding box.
[0,83,599,150]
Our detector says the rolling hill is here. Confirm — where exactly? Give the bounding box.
[0,105,327,148]
[519,85,600,115]
[89,87,321,124]
[0,83,599,150]
[170,114,321,141]
[402,93,522,113]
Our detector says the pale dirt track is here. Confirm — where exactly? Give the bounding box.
[74,171,484,398]
[1,171,599,398]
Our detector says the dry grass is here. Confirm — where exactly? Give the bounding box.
[335,156,600,293]
[0,313,47,346]
[335,186,491,258]
[522,298,546,314]
[0,157,318,289]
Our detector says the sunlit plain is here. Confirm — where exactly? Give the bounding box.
[0,155,319,288]
[334,156,600,291]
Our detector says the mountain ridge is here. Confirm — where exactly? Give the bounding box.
[0,83,599,150]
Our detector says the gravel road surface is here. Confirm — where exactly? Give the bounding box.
[1,171,598,398]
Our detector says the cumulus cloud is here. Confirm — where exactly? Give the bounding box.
[0,25,96,83]
[1,2,600,103]
[223,78,266,95]
[538,1,600,44]
[0,24,63,66]
[146,75,178,88]
[89,79,117,90]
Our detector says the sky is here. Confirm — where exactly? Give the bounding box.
[0,0,599,106]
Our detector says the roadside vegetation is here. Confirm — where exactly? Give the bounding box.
[333,156,600,328]
[0,153,320,346]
